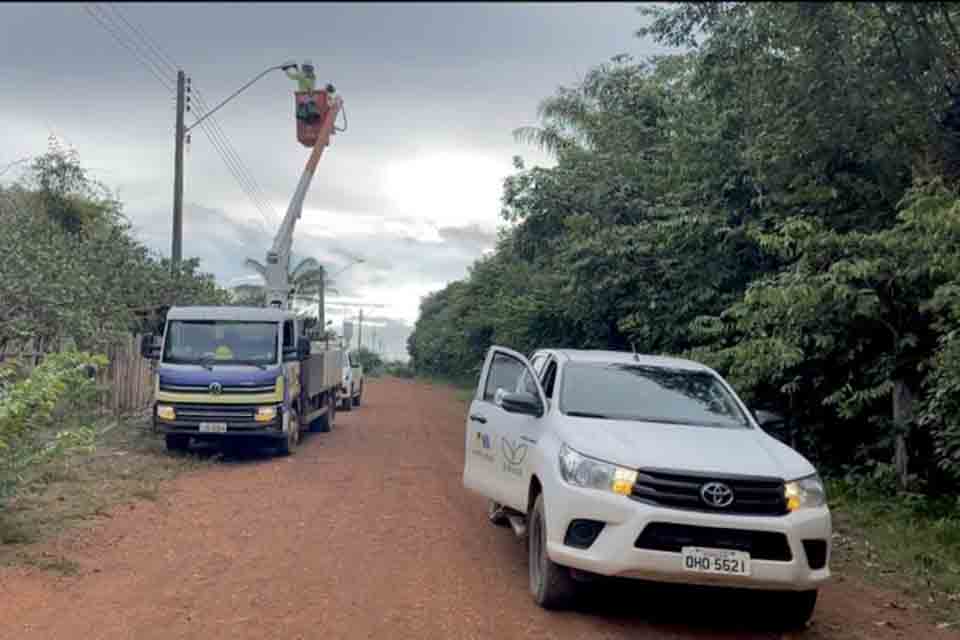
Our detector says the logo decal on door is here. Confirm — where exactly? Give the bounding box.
[501,437,528,477]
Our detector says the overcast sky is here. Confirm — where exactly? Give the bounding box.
[1,2,668,360]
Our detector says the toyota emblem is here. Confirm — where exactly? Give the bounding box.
[700,482,734,508]
[209,382,223,395]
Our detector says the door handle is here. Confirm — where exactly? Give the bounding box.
[469,414,487,424]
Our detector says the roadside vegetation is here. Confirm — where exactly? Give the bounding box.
[0,137,230,558]
[408,2,960,618]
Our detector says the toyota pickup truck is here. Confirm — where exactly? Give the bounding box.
[463,347,831,628]
[141,306,341,455]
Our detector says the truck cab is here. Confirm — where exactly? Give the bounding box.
[142,306,340,455]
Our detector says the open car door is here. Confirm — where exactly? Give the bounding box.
[462,346,546,512]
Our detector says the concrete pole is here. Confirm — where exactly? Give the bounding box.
[171,70,186,267]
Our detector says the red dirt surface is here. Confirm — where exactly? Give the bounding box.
[0,378,955,639]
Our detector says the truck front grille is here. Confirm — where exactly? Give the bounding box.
[630,469,788,516]
[635,522,792,561]
[171,404,258,421]
[159,383,275,394]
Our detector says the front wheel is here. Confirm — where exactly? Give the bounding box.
[353,383,362,407]
[277,413,300,456]
[529,494,577,609]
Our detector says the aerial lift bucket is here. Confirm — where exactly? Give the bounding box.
[295,90,334,148]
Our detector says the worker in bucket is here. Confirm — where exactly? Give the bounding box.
[286,59,319,121]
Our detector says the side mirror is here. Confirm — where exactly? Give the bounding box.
[499,391,543,417]
[754,409,788,431]
[140,334,161,360]
[298,336,311,359]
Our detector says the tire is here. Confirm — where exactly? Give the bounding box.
[488,500,509,527]
[165,434,190,452]
[779,590,817,630]
[352,383,362,407]
[276,412,300,456]
[529,494,577,609]
[342,393,353,412]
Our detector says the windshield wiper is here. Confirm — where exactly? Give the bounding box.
[566,411,613,419]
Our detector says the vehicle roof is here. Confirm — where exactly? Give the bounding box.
[167,306,293,322]
[540,349,712,372]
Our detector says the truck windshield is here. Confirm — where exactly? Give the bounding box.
[560,363,750,429]
[162,320,278,366]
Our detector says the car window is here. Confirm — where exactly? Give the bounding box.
[483,352,527,404]
[541,361,558,399]
[559,363,750,428]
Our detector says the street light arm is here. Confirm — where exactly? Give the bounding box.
[184,62,296,133]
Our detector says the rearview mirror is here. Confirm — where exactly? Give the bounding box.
[298,336,311,359]
[499,391,543,417]
[140,334,161,360]
[754,409,787,431]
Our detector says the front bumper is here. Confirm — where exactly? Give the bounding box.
[153,403,285,440]
[544,486,831,592]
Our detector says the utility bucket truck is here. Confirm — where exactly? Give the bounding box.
[141,86,346,456]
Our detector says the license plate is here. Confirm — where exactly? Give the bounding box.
[199,422,227,433]
[681,547,751,576]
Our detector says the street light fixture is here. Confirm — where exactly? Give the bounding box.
[184,61,298,134]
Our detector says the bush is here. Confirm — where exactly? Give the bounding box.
[385,361,415,379]
[0,351,104,499]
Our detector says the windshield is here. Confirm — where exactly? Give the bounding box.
[162,320,279,366]
[560,363,750,429]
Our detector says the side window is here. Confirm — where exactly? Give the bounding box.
[541,361,558,399]
[283,320,294,349]
[483,353,527,404]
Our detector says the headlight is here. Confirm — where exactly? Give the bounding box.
[558,444,637,496]
[156,405,176,421]
[255,405,278,422]
[784,474,826,511]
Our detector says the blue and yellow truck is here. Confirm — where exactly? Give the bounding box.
[141,305,342,455]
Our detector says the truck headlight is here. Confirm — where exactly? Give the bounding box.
[784,474,826,511]
[558,444,637,496]
[156,405,176,421]
[255,405,278,422]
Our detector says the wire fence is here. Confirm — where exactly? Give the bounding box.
[0,334,154,415]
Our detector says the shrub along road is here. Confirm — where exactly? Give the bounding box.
[0,379,953,639]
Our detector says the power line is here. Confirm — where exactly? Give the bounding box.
[82,4,174,92]
[84,3,279,229]
[98,3,277,227]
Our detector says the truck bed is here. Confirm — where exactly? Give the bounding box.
[303,345,342,396]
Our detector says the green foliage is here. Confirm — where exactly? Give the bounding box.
[0,351,105,498]
[409,3,960,489]
[352,347,384,376]
[0,142,231,349]
[384,361,415,379]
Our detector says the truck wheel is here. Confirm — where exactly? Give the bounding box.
[488,500,509,527]
[342,392,353,412]
[165,434,190,452]
[779,590,817,629]
[529,494,577,609]
[352,383,362,407]
[315,395,334,433]
[277,413,300,456]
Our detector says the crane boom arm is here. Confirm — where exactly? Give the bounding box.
[264,96,344,308]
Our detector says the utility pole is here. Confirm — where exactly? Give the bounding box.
[358,308,363,351]
[171,70,186,267]
[317,266,326,337]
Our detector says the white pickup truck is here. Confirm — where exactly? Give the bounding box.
[463,347,831,628]
[338,351,364,411]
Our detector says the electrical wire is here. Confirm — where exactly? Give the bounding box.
[84,3,280,229]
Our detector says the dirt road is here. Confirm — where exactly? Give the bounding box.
[0,379,953,639]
